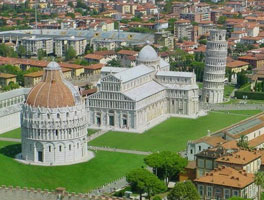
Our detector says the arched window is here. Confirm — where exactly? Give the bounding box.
[57,113,60,119]
[69,144,71,151]
[59,145,62,152]
[49,146,51,152]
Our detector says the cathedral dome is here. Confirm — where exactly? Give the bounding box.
[26,62,79,108]
[137,45,159,62]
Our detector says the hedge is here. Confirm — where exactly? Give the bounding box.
[235,91,264,100]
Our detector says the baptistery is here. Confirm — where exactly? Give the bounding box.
[20,62,90,165]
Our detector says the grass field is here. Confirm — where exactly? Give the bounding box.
[0,128,21,139]
[90,110,262,152]
[224,84,235,98]
[88,129,99,136]
[0,141,145,193]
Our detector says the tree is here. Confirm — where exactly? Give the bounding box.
[37,49,46,60]
[167,181,200,200]
[66,12,75,19]
[126,168,167,200]
[107,58,121,67]
[228,197,251,200]
[237,135,249,149]
[0,44,17,57]
[68,1,74,8]
[236,71,248,88]
[190,61,205,82]
[217,16,227,24]
[17,45,27,58]
[199,39,207,45]
[167,18,177,33]
[65,46,76,61]
[254,171,264,200]
[144,151,187,184]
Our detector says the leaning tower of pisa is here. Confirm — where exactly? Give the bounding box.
[202,29,228,104]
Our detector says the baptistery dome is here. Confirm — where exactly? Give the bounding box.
[26,62,79,108]
[20,62,92,166]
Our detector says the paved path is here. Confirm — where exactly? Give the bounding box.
[89,146,152,155]
[0,137,21,142]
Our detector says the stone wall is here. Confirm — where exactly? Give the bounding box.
[200,102,264,111]
[0,186,125,200]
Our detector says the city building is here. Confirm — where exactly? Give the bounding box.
[86,45,200,133]
[196,146,229,178]
[194,166,258,200]
[0,73,16,89]
[20,62,92,165]
[215,150,262,173]
[54,36,87,57]
[117,50,138,68]
[24,68,72,88]
[154,31,174,50]
[174,19,193,41]
[21,36,53,56]
[0,88,30,134]
[187,112,264,161]
[202,29,228,103]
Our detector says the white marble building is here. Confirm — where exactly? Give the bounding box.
[20,62,92,165]
[87,45,200,133]
[202,29,228,103]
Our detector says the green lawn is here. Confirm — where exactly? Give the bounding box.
[90,111,261,152]
[88,129,99,136]
[0,128,21,139]
[0,141,145,193]
[197,82,203,89]
[224,84,235,98]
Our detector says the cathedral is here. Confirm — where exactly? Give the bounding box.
[86,45,200,133]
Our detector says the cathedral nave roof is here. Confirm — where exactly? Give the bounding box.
[123,80,164,101]
[113,64,154,83]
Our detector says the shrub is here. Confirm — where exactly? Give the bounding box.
[234,91,264,100]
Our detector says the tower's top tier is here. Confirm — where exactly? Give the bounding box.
[209,29,226,42]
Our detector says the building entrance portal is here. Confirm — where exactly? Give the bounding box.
[109,116,114,126]
[96,117,101,126]
[38,151,43,162]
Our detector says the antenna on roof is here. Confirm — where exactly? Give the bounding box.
[157,6,160,32]
[35,0,38,30]
[115,13,122,40]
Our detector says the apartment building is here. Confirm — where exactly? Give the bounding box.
[216,150,262,174]
[195,166,258,200]
[154,31,174,50]
[54,36,87,57]
[21,36,53,56]
[174,19,193,41]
